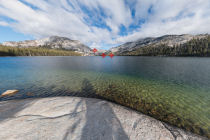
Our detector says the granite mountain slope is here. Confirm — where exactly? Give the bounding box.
[110,34,209,55]
[2,36,91,55]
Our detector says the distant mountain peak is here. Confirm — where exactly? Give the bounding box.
[48,36,72,41]
[2,36,92,55]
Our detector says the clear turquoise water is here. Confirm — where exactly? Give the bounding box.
[0,56,210,138]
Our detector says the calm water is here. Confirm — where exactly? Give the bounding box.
[0,56,210,138]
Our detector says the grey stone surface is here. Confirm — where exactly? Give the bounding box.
[0,97,208,140]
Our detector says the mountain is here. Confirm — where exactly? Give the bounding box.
[109,34,209,56]
[2,36,92,55]
[2,34,210,56]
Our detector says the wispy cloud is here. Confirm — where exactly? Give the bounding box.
[0,20,8,26]
[0,0,210,49]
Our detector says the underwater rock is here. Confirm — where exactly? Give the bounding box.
[0,97,207,140]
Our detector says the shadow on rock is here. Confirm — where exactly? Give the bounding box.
[0,99,35,123]
[63,78,129,140]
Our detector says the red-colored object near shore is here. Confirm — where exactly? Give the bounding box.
[92,48,98,53]
[101,53,106,58]
[109,53,114,58]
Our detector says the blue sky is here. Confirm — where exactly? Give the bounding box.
[0,0,210,49]
[0,26,34,42]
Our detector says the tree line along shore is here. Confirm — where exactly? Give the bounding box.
[121,36,210,56]
[0,45,81,56]
[1,36,210,56]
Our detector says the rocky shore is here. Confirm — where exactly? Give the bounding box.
[0,97,208,140]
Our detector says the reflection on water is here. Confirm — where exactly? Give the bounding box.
[0,56,210,138]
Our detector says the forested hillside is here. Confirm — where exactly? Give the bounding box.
[0,45,81,56]
[121,36,210,56]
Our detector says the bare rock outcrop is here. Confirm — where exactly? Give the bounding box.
[0,97,208,140]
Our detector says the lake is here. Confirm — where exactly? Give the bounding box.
[0,56,210,138]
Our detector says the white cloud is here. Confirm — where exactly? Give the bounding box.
[115,0,210,44]
[0,0,210,49]
[0,21,8,26]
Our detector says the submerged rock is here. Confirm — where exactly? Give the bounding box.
[0,90,19,97]
[0,97,207,140]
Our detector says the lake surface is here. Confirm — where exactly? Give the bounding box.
[0,56,210,138]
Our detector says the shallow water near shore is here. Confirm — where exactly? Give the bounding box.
[0,56,210,138]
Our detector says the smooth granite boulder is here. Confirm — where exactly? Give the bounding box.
[0,90,19,97]
[0,97,208,140]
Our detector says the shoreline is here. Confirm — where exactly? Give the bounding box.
[0,97,208,140]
